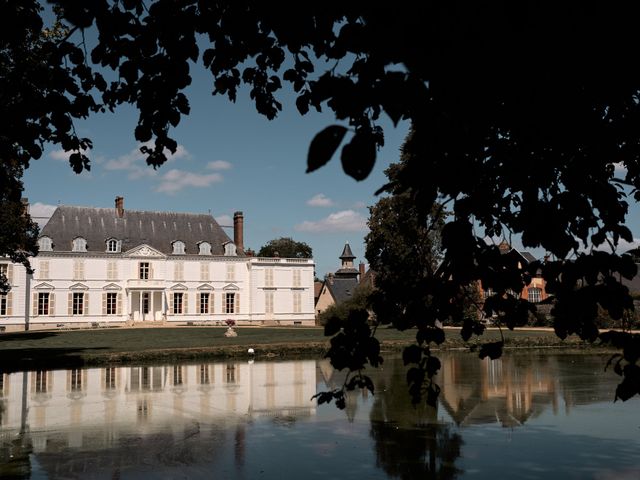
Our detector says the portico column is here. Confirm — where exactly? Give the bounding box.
[150,291,155,321]
[128,290,132,316]
[139,291,143,321]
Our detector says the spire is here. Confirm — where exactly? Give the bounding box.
[340,241,355,260]
[336,242,358,278]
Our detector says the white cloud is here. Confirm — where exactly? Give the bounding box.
[104,142,190,179]
[352,201,367,209]
[594,237,640,254]
[49,148,90,161]
[295,210,368,233]
[206,160,232,171]
[306,193,335,207]
[29,202,58,228]
[155,169,223,195]
[215,214,233,226]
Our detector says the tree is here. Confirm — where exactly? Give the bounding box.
[365,130,447,332]
[5,2,640,402]
[257,237,312,259]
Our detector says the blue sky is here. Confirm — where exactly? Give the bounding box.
[23,57,411,277]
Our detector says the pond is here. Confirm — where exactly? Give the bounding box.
[0,351,638,479]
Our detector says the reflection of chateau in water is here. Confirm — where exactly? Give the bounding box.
[438,353,616,427]
[0,360,317,453]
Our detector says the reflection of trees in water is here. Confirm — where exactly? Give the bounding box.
[369,357,463,479]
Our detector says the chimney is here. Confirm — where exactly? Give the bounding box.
[327,273,334,285]
[115,196,124,218]
[233,211,244,253]
[359,262,366,279]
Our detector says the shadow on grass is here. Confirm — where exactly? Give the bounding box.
[0,347,108,373]
[0,331,60,342]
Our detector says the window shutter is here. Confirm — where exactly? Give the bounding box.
[169,293,174,314]
[7,264,13,284]
[6,293,12,316]
[68,293,73,316]
[84,292,89,315]
[209,293,214,314]
[102,293,107,315]
[49,293,55,316]
[183,293,188,314]
[235,293,240,314]
[117,293,123,315]
[32,293,38,316]
[149,264,154,280]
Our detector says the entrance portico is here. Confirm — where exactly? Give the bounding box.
[128,289,166,321]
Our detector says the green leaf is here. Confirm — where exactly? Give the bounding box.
[402,345,422,365]
[306,125,347,173]
[341,132,376,181]
[478,341,504,360]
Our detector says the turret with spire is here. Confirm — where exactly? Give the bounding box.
[335,242,359,279]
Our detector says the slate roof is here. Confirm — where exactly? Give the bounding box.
[340,242,355,260]
[326,277,359,304]
[39,206,235,255]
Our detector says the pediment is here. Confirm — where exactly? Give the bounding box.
[197,283,214,291]
[170,283,188,291]
[223,283,239,291]
[33,282,55,290]
[102,283,122,291]
[124,244,165,258]
[69,283,89,290]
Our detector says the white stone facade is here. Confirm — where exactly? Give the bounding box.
[0,203,316,330]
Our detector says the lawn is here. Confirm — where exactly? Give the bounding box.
[0,325,593,372]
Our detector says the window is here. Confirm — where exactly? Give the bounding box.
[38,236,53,251]
[172,241,185,255]
[72,237,87,252]
[38,292,50,315]
[174,262,184,281]
[200,263,209,281]
[139,262,150,280]
[0,294,9,316]
[0,264,8,284]
[34,371,48,393]
[73,260,84,280]
[199,242,211,255]
[293,291,301,313]
[39,261,49,279]
[528,287,542,303]
[72,292,84,315]
[106,239,120,253]
[265,291,274,314]
[106,293,118,315]
[293,270,301,287]
[483,287,494,299]
[265,268,273,287]
[226,263,235,282]
[173,292,184,314]
[70,369,83,392]
[104,367,117,390]
[225,293,236,314]
[107,261,118,280]
[200,292,210,314]
[224,242,237,256]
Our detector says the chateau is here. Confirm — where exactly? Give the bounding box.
[0,197,315,330]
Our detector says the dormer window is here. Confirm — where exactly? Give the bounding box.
[224,242,237,256]
[106,239,121,253]
[198,242,211,255]
[38,236,53,252]
[72,237,87,252]
[172,240,186,255]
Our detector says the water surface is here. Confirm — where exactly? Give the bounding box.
[0,352,638,479]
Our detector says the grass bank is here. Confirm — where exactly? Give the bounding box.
[0,326,604,372]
